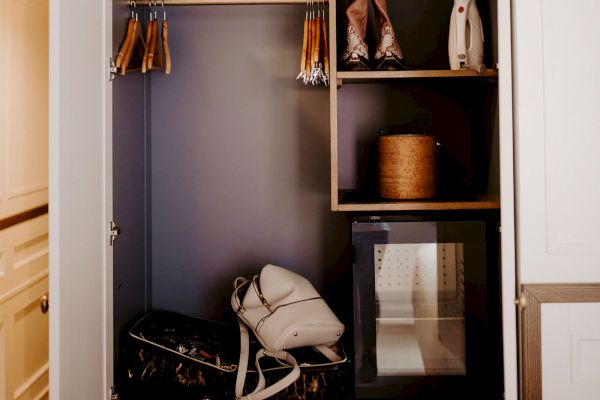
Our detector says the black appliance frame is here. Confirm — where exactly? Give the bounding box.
[350,210,503,400]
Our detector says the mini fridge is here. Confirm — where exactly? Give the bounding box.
[351,212,503,399]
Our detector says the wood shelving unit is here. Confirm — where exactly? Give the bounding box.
[337,192,499,212]
[137,0,314,5]
[329,1,500,213]
[336,69,498,85]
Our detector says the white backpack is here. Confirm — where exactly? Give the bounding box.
[231,264,345,399]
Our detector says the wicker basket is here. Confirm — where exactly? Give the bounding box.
[378,134,437,199]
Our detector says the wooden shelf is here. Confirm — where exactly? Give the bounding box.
[137,0,315,5]
[336,69,498,85]
[336,191,499,212]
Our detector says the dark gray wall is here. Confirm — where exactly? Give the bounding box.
[150,6,348,318]
[113,1,151,354]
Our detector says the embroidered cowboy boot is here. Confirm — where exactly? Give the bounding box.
[372,0,407,70]
[341,25,370,70]
[374,25,406,70]
[342,0,370,70]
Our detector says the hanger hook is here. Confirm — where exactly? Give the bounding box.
[134,1,139,21]
[161,0,166,21]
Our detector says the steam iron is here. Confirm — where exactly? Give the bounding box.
[448,0,485,72]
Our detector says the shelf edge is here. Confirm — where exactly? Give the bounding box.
[337,69,498,82]
[336,201,500,212]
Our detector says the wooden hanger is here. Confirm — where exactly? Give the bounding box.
[145,1,167,72]
[115,2,136,69]
[113,1,149,76]
[141,8,154,73]
[147,11,160,69]
[115,1,172,76]
[161,1,172,75]
[122,18,146,74]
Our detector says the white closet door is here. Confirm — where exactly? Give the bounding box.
[513,1,600,399]
[49,0,113,399]
[513,0,600,284]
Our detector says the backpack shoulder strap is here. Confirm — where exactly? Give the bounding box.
[235,317,251,397]
[235,318,301,400]
[314,344,343,362]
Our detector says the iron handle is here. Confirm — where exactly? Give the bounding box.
[40,295,49,314]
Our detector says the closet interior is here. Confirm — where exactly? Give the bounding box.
[111,0,503,398]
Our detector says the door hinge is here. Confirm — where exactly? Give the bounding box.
[110,386,118,400]
[514,293,527,311]
[109,57,118,82]
[110,221,121,246]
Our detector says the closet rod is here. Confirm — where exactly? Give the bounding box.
[136,0,326,5]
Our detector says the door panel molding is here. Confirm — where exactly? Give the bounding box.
[0,270,48,305]
[0,206,48,232]
[1,276,49,400]
[7,184,49,200]
[522,284,600,400]
[514,0,600,282]
[13,362,48,400]
[571,332,600,385]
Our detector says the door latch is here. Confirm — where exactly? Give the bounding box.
[110,221,121,246]
[514,293,527,310]
[110,386,118,400]
[109,57,118,82]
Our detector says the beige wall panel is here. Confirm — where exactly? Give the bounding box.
[5,0,48,197]
[0,318,6,399]
[0,247,5,280]
[0,0,7,208]
[0,0,48,220]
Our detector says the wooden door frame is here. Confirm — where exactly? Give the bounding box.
[521,284,600,400]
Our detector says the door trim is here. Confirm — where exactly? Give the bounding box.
[521,284,600,400]
[49,0,112,397]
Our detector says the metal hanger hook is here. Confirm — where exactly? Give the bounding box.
[148,0,158,21]
[161,0,166,21]
[132,1,139,21]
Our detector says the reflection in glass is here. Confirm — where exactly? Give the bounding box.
[374,243,466,376]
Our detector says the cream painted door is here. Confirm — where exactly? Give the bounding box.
[513,0,600,398]
[49,0,113,398]
[0,0,49,218]
[0,217,49,400]
[0,0,50,399]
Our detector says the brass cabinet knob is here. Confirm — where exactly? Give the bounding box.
[40,295,49,314]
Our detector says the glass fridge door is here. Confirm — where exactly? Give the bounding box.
[352,219,494,397]
[374,241,466,376]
